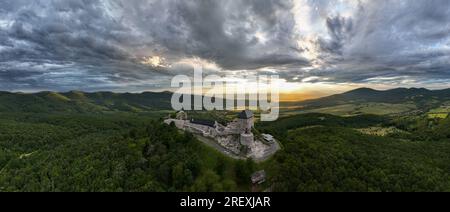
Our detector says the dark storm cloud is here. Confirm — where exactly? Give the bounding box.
[0,0,449,91]
[0,0,310,91]
[0,0,169,91]
[284,0,450,86]
[320,15,353,55]
[139,0,307,70]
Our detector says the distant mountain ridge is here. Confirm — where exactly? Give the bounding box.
[1,87,450,113]
[298,87,450,110]
[0,91,173,113]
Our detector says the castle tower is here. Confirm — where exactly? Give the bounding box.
[238,110,255,152]
[238,110,254,133]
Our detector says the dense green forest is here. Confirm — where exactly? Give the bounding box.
[0,112,258,192]
[259,114,450,192]
[266,126,450,191]
[1,110,450,192]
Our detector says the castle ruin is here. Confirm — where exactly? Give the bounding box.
[164,110,279,161]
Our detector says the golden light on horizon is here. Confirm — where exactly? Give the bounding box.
[171,77,358,102]
[277,82,359,101]
[280,92,319,102]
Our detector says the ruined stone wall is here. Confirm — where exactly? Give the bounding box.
[240,133,254,146]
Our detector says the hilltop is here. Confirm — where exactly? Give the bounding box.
[282,87,450,117]
[0,91,173,113]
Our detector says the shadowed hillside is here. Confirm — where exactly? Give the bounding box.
[298,88,450,108]
[0,91,173,113]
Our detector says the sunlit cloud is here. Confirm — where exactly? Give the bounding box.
[141,56,169,68]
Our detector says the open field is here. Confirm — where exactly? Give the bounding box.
[356,127,408,137]
[428,106,450,119]
[280,102,417,117]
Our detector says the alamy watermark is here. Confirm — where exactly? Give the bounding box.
[171,65,279,121]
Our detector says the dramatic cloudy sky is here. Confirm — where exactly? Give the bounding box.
[0,0,449,95]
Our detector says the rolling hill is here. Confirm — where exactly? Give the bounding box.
[284,88,450,116]
[301,88,450,106]
[0,91,173,113]
[1,87,450,115]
